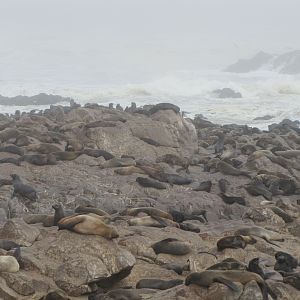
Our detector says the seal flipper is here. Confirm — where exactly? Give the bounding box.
[58,216,83,231]
[213,277,239,292]
[263,237,281,248]
[151,215,168,227]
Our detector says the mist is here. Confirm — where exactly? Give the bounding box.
[1,0,300,83]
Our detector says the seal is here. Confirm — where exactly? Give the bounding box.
[179,222,200,233]
[185,270,275,300]
[52,203,74,226]
[245,180,272,200]
[248,258,267,279]
[21,154,57,166]
[52,151,83,161]
[283,274,300,290]
[114,166,145,175]
[151,238,191,255]
[75,206,109,217]
[122,207,173,220]
[0,240,19,251]
[140,137,160,146]
[162,262,189,275]
[274,251,298,272]
[0,144,24,156]
[169,209,207,223]
[217,235,256,251]
[218,178,230,193]
[88,289,145,300]
[235,226,284,246]
[0,256,19,273]
[0,128,19,143]
[193,180,212,192]
[25,143,62,154]
[217,160,252,178]
[39,290,70,300]
[83,148,114,160]
[0,157,21,166]
[220,193,246,206]
[207,258,247,271]
[136,177,167,189]
[11,174,37,201]
[136,278,183,290]
[128,216,178,228]
[156,154,190,173]
[269,206,294,223]
[214,132,225,154]
[57,214,119,239]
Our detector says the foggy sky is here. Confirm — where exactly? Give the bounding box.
[0,0,299,82]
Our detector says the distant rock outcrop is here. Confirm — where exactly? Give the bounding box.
[213,88,242,99]
[225,50,300,74]
[0,93,72,106]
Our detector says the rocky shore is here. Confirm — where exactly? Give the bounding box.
[0,101,299,300]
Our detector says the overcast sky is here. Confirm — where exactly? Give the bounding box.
[0,0,299,81]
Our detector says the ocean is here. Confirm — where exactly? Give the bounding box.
[1,70,300,130]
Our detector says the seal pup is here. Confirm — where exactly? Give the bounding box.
[179,222,200,233]
[193,180,212,192]
[128,216,178,228]
[136,278,183,290]
[151,238,191,255]
[0,144,24,156]
[169,209,207,223]
[11,174,37,201]
[53,203,74,225]
[235,226,284,246]
[283,274,300,290]
[214,132,225,154]
[83,148,114,160]
[185,270,276,300]
[0,255,19,272]
[57,215,119,239]
[207,258,247,271]
[136,177,167,189]
[21,154,57,166]
[248,258,267,279]
[217,235,256,251]
[39,290,70,300]
[122,207,173,220]
[218,178,230,193]
[220,193,246,206]
[216,160,252,178]
[162,262,190,275]
[274,251,298,273]
[0,157,21,166]
[0,240,19,251]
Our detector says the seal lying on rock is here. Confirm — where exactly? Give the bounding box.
[193,180,212,192]
[0,240,19,251]
[128,216,178,228]
[235,226,284,246]
[136,278,183,290]
[217,160,252,178]
[75,205,110,217]
[274,251,298,273]
[122,207,173,220]
[217,235,256,251]
[0,157,21,166]
[39,290,70,300]
[58,215,119,239]
[0,144,24,156]
[21,154,57,165]
[220,193,246,206]
[207,258,247,271]
[11,174,37,201]
[136,177,167,189]
[151,238,191,255]
[83,148,114,160]
[185,270,276,300]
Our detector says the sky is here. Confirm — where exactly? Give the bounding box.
[0,0,299,83]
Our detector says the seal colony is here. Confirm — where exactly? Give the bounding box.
[0,101,299,299]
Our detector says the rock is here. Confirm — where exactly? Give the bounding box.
[0,218,40,246]
[1,272,35,296]
[213,88,242,98]
[253,115,274,121]
[21,230,136,296]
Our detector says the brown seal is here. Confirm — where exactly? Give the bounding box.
[136,278,183,290]
[39,290,70,300]
[207,258,247,271]
[21,154,57,165]
[75,205,109,216]
[122,207,173,220]
[128,216,178,228]
[11,174,37,201]
[52,151,83,161]
[217,160,252,178]
[151,238,191,255]
[57,214,119,239]
[0,144,24,156]
[136,176,167,189]
[217,235,256,251]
